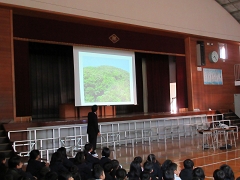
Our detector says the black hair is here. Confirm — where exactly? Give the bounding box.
[74,151,85,164]
[183,159,194,169]
[161,159,173,172]
[102,147,110,158]
[116,168,127,180]
[168,162,178,172]
[93,164,104,179]
[213,169,225,180]
[84,143,93,154]
[163,169,174,180]
[103,161,113,173]
[8,155,22,169]
[193,167,205,180]
[29,149,40,161]
[92,105,98,112]
[57,147,67,158]
[128,160,141,178]
[134,156,143,164]
[50,151,62,164]
[219,164,234,180]
[143,161,153,173]
[140,171,151,180]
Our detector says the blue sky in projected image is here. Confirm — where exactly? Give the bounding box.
[80,52,131,72]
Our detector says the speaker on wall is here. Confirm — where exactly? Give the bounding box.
[196,41,205,66]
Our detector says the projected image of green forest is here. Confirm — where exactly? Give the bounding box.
[83,65,130,103]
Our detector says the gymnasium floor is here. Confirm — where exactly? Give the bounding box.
[94,133,240,179]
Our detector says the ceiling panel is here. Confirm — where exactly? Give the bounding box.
[215,0,240,23]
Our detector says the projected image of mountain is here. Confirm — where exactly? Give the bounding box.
[83,65,130,103]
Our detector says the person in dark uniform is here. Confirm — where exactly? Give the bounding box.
[87,105,100,156]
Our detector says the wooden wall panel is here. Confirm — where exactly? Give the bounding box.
[0,8,14,121]
[187,37,240,111]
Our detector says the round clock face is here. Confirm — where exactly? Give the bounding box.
[209,51,219,63]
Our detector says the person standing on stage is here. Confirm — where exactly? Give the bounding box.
[87,104,100,156]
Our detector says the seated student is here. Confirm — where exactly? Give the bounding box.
[110,159,121,179]
[134,156,143,172]
[163,169,174,180]
[99,147,112,167]
[213,169,225,180]
[84,143,100,169]
[69,165,81,180]
[93,164,105,180]
[143,161,156,180]
[74,151,92,180]
[116,168,127,180]
[219,164,235,180]
[5,155,34,180]
[57,147,74,170]
[146,154,162,180]
[179,159,194,180]
[161,159,173,174]
[49,151,69,175]
[127,160,142,180]
[168,162,181,180]
[192,167,205,180]
[26,149,49,179]
[103,161,114,180]
[0,152,7,177]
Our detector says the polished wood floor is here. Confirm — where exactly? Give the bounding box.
[94,133,240,179]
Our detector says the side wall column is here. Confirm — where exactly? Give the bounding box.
[0,8,15,121]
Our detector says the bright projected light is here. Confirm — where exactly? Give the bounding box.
[73,46,137,106]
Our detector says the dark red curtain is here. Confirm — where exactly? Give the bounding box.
[176,56,188,109]
[146,54,170,112]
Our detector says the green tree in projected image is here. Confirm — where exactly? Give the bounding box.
[83,65,131,102]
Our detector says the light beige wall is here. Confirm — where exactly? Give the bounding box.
[0,0,240,42]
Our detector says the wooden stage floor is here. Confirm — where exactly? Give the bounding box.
[94,133,240,179]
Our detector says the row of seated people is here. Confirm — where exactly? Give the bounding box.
[0,143,239,180]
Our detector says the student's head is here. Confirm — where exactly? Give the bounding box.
[57,147,67,158]
[29,149,40,160]
[74,151,85,164]
[213,169,225,180]
[193,167,205,180]
[129,160,142,177]
[116,168,127,180]
[183,159,194,169]
[219,164,234,180]
[147,154,156,163]
[140,171,151,180]
[93,164,105,179]
[161,159,173,172]
[58,172,74,180]
[103,161,113,173]
[168,162,180,175]
[102,147,110,158]
[134,156,143,164]
[163,169,174,180]
[143,161,154,173]
[92,105,98,112]
[50,151,62,164]
[84,143,93,153]
[8,155,23,169]
[111,159,120,170]
[0,152,6,164]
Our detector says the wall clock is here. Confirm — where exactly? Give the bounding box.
[209,51,219,63]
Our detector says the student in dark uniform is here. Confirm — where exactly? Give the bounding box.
[87,105,100,156]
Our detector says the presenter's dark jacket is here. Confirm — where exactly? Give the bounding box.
[87,112,99,136]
